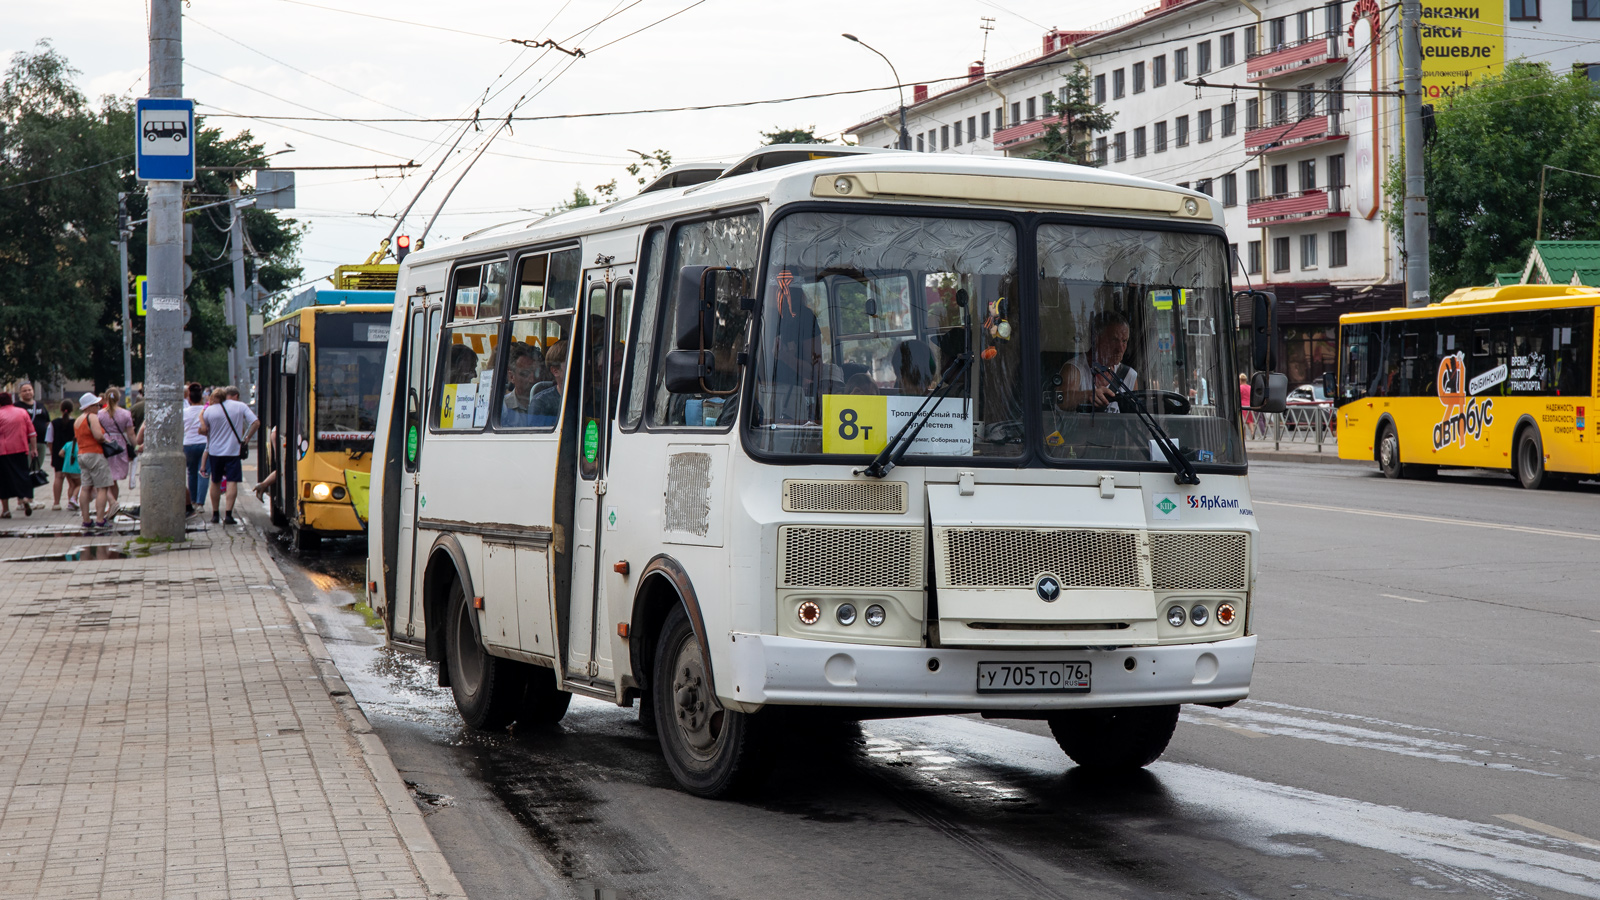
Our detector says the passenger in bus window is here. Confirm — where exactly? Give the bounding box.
[500,342,545,428]
[1057,311,1137,411]
[759,297,835,425]
[528,341,568,424]
[892,340,939,395]
[447,344,479,386]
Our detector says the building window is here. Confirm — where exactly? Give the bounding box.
[1299,158,1317,191]
[996,105,1005,128]
[981,111,991,137]
[1296,10,1310,41]
[941,125,950,150]
[968,116,977,143]
[1026,97,1037,120]
[1221,102,1237,136]
[1330,229,1348,267]
[1153,55,1167,86]
[1011,101,1022,125]
[1271,91,1288,125]
[1175,115,1190,147]
[1325,1,1345,35]
[1113,131,1128,162]
[1221,32,1236,67]
[1328,153,1346,189]
[1222,172,1238,206]
[1197,41,1213,75]
[1245,98,1260,129]
[1134,127,1148,157]
[1326,76,1345,113]
[1577,0,1600,18]
[1301,233,1318,269]
[1113,68,1126,99]
[1510,0,1540,17]
[1247,240,1263,274]
[1095,136,1108,165]
[1199,108,1213,142]
[1196,177,1214,196]
[1246,169,1262,201]
[1155,121,1168,152]
[1272,236,1291,272]
[1175,48,1189,80]
[1133,61,1146,93]
[1094,75,1106,105]
[1176,182,1190,190]
[953,121,963,146]
[1270,164,1289,195]
[1042,91,1054,113]
[1244,24,1258,56]
[1269,17,1286,48]
[917,133,925,152]
[1299,83,1317,118]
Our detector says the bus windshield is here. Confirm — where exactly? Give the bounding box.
[748,211,1243,466]
[314,312,389,453]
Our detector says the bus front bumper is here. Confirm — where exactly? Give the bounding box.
[723,633,1255,711]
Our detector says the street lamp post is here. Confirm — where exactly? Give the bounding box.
[843,33,910,151]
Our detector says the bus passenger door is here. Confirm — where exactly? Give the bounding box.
[567,275,619,683]
[395,305,440,640]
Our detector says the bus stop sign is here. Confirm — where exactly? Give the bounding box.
[135,98,195,182]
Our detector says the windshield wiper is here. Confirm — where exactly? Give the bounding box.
[1092,364,1200,486]
[857,353,972,479]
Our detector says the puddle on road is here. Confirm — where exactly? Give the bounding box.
[5,544,130,562]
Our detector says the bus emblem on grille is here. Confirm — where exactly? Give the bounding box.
[1036,574,1061,602]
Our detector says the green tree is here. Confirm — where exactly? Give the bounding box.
[1029,64,1116,166]
[761,127,827,145]
[552,183,594,212]
[1385,62,1600,298]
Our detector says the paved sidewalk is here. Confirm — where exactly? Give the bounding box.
[0,494,464,899]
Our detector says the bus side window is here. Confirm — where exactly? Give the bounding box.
[435,260,506,431]
[620,229,665,430]
[496,314,571,430]
[648,213,761,428]
[1472,328,1491,357]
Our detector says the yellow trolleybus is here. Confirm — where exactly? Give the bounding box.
[1334,284,1599,487]
[258,286,395,551]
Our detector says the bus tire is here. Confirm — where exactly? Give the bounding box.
[1047,704,1179,772]
[521,663,571,726]
[1377,423,1404,479]
[291,524,320,556]
[269,495,288,528]
[445,580,525,730]
[1515,427,1547,490]
[652,605,770,797]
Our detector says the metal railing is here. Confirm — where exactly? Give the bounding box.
[1249,406,1336,451]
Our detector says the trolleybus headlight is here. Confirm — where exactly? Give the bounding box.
[1215,602,1236,626]
[797,601,821,625]
[1167,605,1187,627]
[1190,604,1209,626]
[311,482,332,501]
[836,603,857,626]
[834,177,852,195]
[331,486,347,501]
[864,604,886,627]
[1184,198,1200,215]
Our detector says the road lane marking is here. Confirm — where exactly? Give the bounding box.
[1382,593,1429,603]
[1495,815,1600,850]
[1185,716,1269,738]
[1256,500,1600,542]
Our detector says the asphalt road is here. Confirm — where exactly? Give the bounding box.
[266,460,1600,900]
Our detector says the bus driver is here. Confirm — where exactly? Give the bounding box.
[1059,311,1137,412]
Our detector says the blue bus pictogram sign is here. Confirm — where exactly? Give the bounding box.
[135,98,196,182]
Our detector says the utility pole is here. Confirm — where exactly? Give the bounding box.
[1401,0,1431,307]
[117,193,133,392]
[227,181,250,389]
[142,0,186,539]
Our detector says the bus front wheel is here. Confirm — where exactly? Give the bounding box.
[1516,428,1547,490]
[1047,704,1179,772]
[446,580,525,730]
[652,605,770,797]
[1377,424,1404,479]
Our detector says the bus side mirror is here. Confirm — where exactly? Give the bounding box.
[673,266,745,351]
[1321,371,1336,398]
[283,340,301,375]
[662,350,714,394]
[1248,290,1277,372]
[1251,372,1289,413]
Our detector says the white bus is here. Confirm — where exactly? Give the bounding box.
[367,145,1287,797]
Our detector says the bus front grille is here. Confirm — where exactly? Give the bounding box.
[1150,531,1250,591]
[778,525,924,588]
[936,528,1150,590]
[781,479,908,514]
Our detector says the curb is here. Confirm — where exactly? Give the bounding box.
[1248,449,1368,467]
[250,535,469,900]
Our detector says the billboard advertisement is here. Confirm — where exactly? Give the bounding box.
[1418,0,1505,99]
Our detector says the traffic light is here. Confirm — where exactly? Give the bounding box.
[395,234,411,262]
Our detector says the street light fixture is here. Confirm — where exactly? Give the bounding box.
[842,33,910,151]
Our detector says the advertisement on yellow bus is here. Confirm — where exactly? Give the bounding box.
[1334,285,1598,488]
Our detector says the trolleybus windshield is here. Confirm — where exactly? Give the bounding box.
[314,312,388,452]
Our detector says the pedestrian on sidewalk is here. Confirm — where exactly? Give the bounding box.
[17,383,50,512]
[182,382,207,515]
[98,388,138,512]
[47,400,79,510]
[198,385,258,526]
[75,393,114,530]
[0,392,38,518]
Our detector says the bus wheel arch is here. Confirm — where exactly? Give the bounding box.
[422,533,475,686]
[629,555,717,702]
[1513,417,1547,489]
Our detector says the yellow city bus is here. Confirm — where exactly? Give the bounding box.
[258,288,394,551]
[1334,284,1599,488]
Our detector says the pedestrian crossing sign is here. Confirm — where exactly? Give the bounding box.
[135,275,147,316]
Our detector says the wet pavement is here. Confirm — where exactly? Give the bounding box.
[257,464,1600,900]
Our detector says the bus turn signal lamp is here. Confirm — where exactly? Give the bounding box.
[797,601,821,625]
[1216,603,1236,626]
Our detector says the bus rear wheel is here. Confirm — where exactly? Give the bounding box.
[1047,704,1180,772]
[1515,428,1547,490]
[652,605,770,797]
[446,580,525,730]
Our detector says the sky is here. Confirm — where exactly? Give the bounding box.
[10,0,1150,285]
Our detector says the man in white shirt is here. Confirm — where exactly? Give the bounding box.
[1059,312,1138,412]
[197,386,259,525]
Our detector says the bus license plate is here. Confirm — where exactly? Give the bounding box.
[976,661,1091,693]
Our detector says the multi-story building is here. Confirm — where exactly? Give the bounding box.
[845,0,1600,383]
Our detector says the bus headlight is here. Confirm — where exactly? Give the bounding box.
[864,604,886,627]
[311,482,332,501]
[836,603,857,626]
[331,486,347,501]
[1167,605,1187,627]
[1190,604,1209,626]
